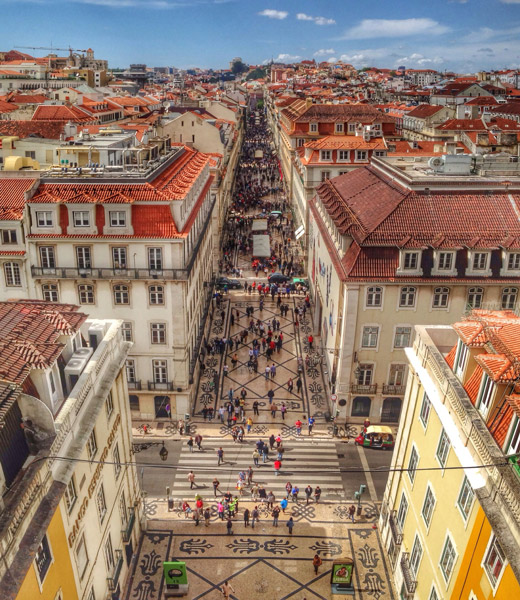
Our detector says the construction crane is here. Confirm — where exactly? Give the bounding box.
[15,45,88,56]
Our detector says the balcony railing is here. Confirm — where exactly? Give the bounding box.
[400,552,418,595]
[107,550,124,591]
[388,511,403,545]
[127,380,142,391]
[350,383,378,394]
[382,384,406,395]
[32,266,188,281]
[147,381,174,391]
[121,508,136,543]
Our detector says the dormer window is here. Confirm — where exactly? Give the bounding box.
[320,150,331,162]
[309,122,318,133]
[472,252,488,270]
[501,251,520,276]
[404,252,418,269]
[432,250,457,276]
[355,150,368,161]
[338,150,350,162]
[467,251,491,276]
[109,211,126,227]
[397,250,423,276]
[438,252,453,271]
[335,123,344,133]
[36,211,53,227]
[73,211,90,227]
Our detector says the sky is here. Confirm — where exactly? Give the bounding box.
[2,0,520,72]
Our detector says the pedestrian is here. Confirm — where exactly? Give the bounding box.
[348,504,356,523]
[187,437,194,452]
[195,433,203,450]
[269,433,276,450]
[314,486,322,504]
[252,448,260,467]
[313,554,323,575]
[285,481,292,499]
[308,416,315,435]
[270,402,277,418]
[305,485,313,504]
[183,501,192,518]
[193,507,200,526]
[247,466,254,485]
[218,405,225,424]
[251,483,259,500]
[270,364,276,379]
[226,518,233,535]
[252,506,260,529]
[280,497,288,513]
[246,416,253,433]
[286,517,294,535]
[253,400,259,416]
[213,477,220,496]
[281,403,287,420]
[308,334,314,350]
[217,447,224,466]
[188,471,195,489]
[221,581,235,600]
[218,501,224,520]
[277,445,284,461]
[265,365,270,380]
[267,491,275,509]
[296,377,303,394]
[291,485,299,503]
[244,507,250,527]
[204,508,211,527]
[262,444,269,463]
[287,378,294,393]
[272,505,280,526]
[295,419,302,436]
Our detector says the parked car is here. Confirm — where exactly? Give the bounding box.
[216,277,242,290]
[268,272,290,284]
[355,426,395,450]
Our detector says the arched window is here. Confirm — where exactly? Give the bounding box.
[113,284,130,305]
[366,286,383,307]
[433,287,450,308]
[149,285,164,305]
[352,396,371,417]
[399,286,416,308]
[467,287,483,309]
[42,283,59,302]
[78,284,95,304]
[501,287,518,310]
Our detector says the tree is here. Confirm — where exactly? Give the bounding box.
[231,60,248,75]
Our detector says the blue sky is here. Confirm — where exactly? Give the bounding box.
[2,0,520,72]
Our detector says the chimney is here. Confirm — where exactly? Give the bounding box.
[305,98,313,109]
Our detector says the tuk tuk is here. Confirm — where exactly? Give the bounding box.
[355,426,394,450]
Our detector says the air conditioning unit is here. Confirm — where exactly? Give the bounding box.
[88,321,108,350]
[64,347,93,392]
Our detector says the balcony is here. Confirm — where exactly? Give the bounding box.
[350,383,378,394]
[400,552,418,596]
[388,511,403,545]
[147,381,174,391]
[121,507,136,543]
[106,549,124,591]
[31,266,188,281]
[127,380,142,391]
[382,384,406,395]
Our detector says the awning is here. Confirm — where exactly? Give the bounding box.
[252,219,268,232]
[253,234,270,257]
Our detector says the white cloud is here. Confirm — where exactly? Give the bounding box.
[327,57,338,63]
[345,18,450,40]
[501,0,520,3]
[297,12,336,26]
[273,53,301,62]
[314,48,336,57]
[258,8,288,20]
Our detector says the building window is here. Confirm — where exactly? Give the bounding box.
[433,287,450,308]
[104,533,114,571]
[113,284,130,305]
[76,247,91,270]
[78,284,95,304]
[39,246,56,269]
[320,150,331,161]
[508,252,520,270]
[348,123,356,133]
[335,123,344,133]
[109,211,126,227]
[4,262,21,287]
[439,536,457,583]
[87,429,97,460]
[408,446,419,483]
[35,534,53,584]
[75,534,89,578]
[438,251,454,271]
[153,359,168,383]
[151,323,166,344]
[297,138,305,147]
[126,359,136,383]
[421,486,436,527]
[388,364,406,386]
[484,535,506,587]
[366,286,382,307]
[403,251,419,270]
[477,373,494,419]
[113,443,121,479]
[457,475,474,521]
[119,491,128,527]
[112,247,127,269]
[149,285,164,305]
[64,477,77,513]
[396,493,408,529]
[436,429,450,467]
[351,396,371,417]
[72,211,90,227]
[454,340,469,378]
[42,283,59,302]
[357,364,373,386]
[472,251,488,270]
[1,229,17,244]
[105,392,114,419]
[362,326,379,348]
[501,287,518,310]
[338,150,350,161]
[36,211,53,227]
[419,393,431,427]
[355,150,368,161]
[148,247,163,270]
[394,326,412,348]
[467,286,484,308]
[410,535,423,576]
[320,171,331,182]
[122,321,133,341]
[309,122,318,133]
[399,286,416,308]
[96,484,107,523]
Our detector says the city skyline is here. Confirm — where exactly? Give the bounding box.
[2,0,520,72]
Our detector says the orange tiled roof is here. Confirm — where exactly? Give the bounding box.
[0,178,37,220]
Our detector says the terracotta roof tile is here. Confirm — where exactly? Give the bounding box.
[464,365,484,405]
[0,178,37,220]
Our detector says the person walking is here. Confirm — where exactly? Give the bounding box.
[274,459,281,475]
[285,481,292,499]
[253,400,259,416]
[312,554,323,575]
[272,505,280,527]
[195,434,203,450]
[270,402,277,418]
[295,419,302,436]
[348,504,356,523]
[218,501,224,520]
[286,517,294,535]
[291,485,299,503]
[252,448,260,467]
[265,365,270,380]
[308,334,314,350]
[280,497,288,514]
[262,444,269,463]
[287,378,294,393]
[217,447,224,466]
[296,376,303,394]
[226,518,233,535]
[267,491,276,509]
[246,416,253,433]
[204,508,211,527]
[187,436,194,452]
[252,506,259,529]
[213,477,220,497]
[270,364,276,379]
[219,405,225,423]
[247,466,254,485]
[244,507,250,527]
[221,581,235,600]
[188,471,195,489]
[308,416,315,435]
[193,507,200,526]
[314,486,322,504]
[251,483,259,500]
[280,403,287,420]
[305,485,313,504]
[269,433,276,450]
